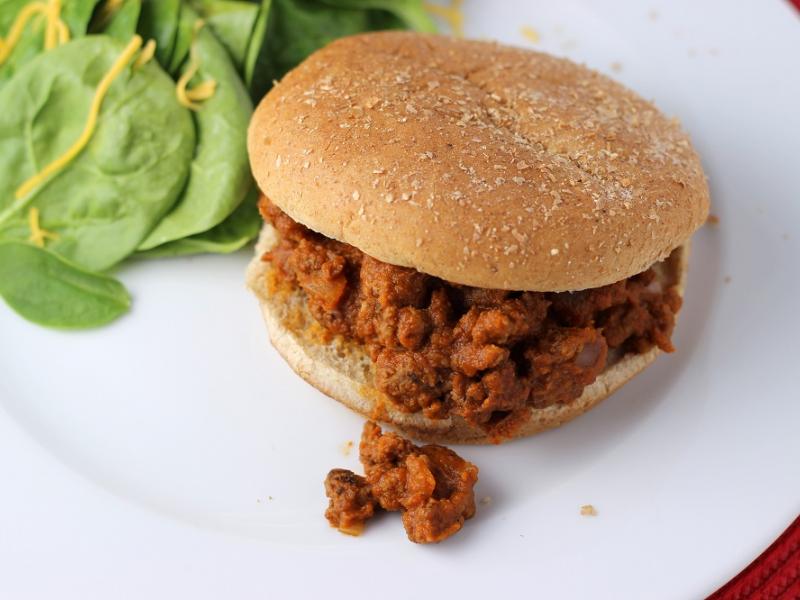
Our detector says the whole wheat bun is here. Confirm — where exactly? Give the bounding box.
[246,226,689,444]
[248,31,708,292]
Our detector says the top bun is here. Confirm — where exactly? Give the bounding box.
[248,32,709,291]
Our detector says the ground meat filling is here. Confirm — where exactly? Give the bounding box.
[262,199,682,435]
[324,422,479,543]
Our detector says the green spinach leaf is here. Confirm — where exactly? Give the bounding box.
[166,2,196,74]
[0,36,196,271]
[138,187,260,258]
[137,0,180,66]
[95,0,142,41]
[139,24,252,249]
[61,0,103,35]
[317,0,435,33]
[244,0,434,100]
[242,0,269,93]
[187,0,259,71]
[0,240,130,329]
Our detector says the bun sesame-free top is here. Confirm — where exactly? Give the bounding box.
[248,31,709,292]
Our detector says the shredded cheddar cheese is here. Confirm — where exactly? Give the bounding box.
[0,0,69,66]
[520,25,540,44]
[175,20,217,111]
[424,0,464,37]
[184,79,217,101]
[14,35,144,202]
[0,2,48,65]
[27,207,58,247]
[132,38,156,70]
[44,0,61,50]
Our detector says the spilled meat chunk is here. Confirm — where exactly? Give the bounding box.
[324,422,479,543]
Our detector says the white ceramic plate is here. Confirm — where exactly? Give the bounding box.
[2,1,799,598]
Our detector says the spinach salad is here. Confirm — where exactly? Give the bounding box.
[0,0,434,328]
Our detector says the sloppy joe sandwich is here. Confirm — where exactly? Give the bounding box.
[246,32,709,444]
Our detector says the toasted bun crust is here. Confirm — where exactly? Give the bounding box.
[246,225,689,444]
[248,31,708,292]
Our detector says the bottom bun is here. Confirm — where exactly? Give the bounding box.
[246,225,689,445]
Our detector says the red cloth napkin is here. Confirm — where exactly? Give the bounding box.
[707,516,800,599]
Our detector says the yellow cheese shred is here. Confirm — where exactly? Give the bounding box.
[27,207,59,247]
[424,0,464,38]
[0,2,48,65]
[14,35,144,201]
[175,20,217,111]
[520,25,540,45]
[0,0,69,66]
[185,79,217,102]
[132,38,156,70]
[44,0,63,50]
